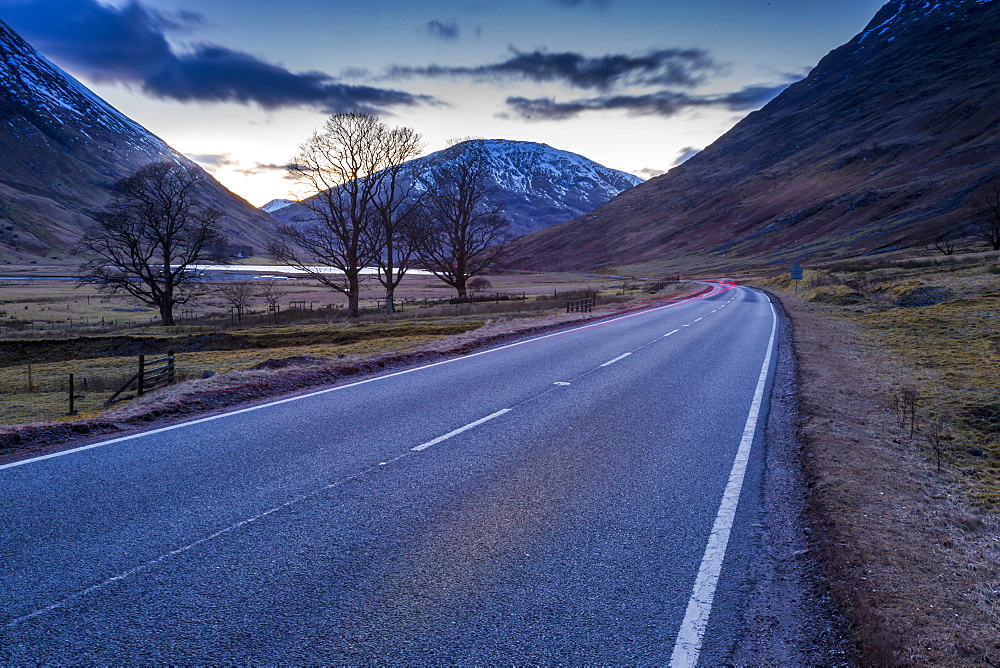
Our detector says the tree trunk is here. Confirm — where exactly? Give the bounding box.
[347,274,360,317]
[455,276,467,300]
[159,302,174,326]
[384,287,396,314]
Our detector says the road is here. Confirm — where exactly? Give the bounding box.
[1,283,779,664]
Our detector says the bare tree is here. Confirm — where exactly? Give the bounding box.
[217,279,257,322]
[967,178,1000,251]
[414,147,511,299]
[268,113,422,317]
[78,162,227,326]
[370,126,423,313]
[259,279,289,324]
[929,229,960,256]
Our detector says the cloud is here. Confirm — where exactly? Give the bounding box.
[235,162,298,180]
[504,83,790,120]
[556,0,611,8]
[672,147,702,166]
[385,47,719,91]
[185,152,238,170]
[185,155,299,180]
[423,19,459,41]
[2,0,434,113]
[635,167,665,179]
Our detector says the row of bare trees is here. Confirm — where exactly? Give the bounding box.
[268,113,510,317]
[78,113,511,325]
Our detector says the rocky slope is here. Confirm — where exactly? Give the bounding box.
[509,0,1000,272]
[0,20,276,263]
[269,139,642,238]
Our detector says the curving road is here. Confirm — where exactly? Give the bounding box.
[1,283,779,664]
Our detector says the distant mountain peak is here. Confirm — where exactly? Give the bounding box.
[261,199,294,214]
[271,138,642,238]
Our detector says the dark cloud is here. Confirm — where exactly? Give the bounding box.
[712,84,790,110]
[672,147,702,166]
[423,19,459,41]
[3,0,434,113]
[557,0,611,8]
[386,47,719,91]
[504,83,790,120]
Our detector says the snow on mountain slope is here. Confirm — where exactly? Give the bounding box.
[272,139,642,238]
[0,20,173,159]
[0,19,276,260]
[855,0,994,45]
[509,0,1000,272]
[261,199,294,214]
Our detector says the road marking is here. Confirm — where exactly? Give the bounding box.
[411,409,511,452]
[663,329,680,338]
[599,352,632,367]
[553,382,571,386]
[693,317,703,322]
[670,298,777,668]
[0,283,734,472]
[3,447,412,630]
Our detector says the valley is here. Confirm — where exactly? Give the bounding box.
[2,0,999,664]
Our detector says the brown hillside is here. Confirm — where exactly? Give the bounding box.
[509,0,1000,273]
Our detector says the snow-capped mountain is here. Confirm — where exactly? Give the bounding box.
[270,139,642,238]
[261,199,295,214]
[511,0,1000,272]
[0,19,275,261]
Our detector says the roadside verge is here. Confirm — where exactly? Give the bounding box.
[766,288,999,666]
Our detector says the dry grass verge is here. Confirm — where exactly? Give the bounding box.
[757,266,1000,666]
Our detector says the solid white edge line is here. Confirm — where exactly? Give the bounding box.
[1,284,729,472]
[411,409,511,452]
[599,352,632,367]
[669,296,777,668]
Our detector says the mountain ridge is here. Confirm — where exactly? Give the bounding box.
[0,19,277,263]
[508,0,1000,273]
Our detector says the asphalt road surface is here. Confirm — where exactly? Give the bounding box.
[1,283,780,664]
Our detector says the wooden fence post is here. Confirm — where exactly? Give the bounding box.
[167,351,175,385]
[68,373,77,416]
[137,355,145,397]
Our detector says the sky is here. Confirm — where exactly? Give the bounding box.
[1,0,888,206]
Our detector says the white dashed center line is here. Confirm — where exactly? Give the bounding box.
[411,409,511,452]
[600,352,632,367]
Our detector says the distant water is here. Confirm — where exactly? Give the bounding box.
[0,266,432,281]
[193,264,432,277]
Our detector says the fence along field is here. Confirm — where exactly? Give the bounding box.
[0,272,675,427]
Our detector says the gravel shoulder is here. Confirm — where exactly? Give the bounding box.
[730,299,855,665]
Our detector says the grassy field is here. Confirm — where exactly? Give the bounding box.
[0,269,678,428]
[756,255,1000,508]
[751,251,1000,664]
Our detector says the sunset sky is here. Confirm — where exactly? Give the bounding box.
[2,0,887,206]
